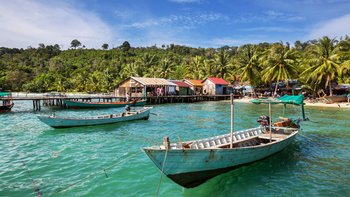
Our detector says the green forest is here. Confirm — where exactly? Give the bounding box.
[0,36,349,96]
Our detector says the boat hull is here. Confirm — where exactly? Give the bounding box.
[325,95,347,103]
[143,130,297,188]
[38,107,151,128]
[63,100,146,109]
[0,103,14,112]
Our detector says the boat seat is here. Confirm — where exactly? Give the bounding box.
[190,130,261,149]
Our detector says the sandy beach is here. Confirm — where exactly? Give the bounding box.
[234,97,350,109]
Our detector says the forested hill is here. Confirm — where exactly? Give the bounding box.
[0,37,349,95]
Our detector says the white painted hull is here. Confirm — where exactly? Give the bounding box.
[143,127,298,188]
[38,107,152,128]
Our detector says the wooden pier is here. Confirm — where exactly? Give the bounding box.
[145,95,234,104]
[0,94,240,111]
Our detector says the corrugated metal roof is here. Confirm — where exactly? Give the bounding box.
[171,80,190,87]
[205,77,229,85]
[185,79,203,86]
[131,77,176,86]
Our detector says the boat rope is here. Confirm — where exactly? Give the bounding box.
[8,132,42,197]
[55,152,139,194]
[155,148,168,197]
[22,160,42,197]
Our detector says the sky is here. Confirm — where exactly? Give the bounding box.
[0,0,350,49]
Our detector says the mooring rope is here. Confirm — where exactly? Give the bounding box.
[22,161,42,197]
[55,152,139,194]
[9,132,42,197]
[155,148,168,197]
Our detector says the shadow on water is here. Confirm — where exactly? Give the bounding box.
[183,141,302,197]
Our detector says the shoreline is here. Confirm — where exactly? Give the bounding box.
[233,97,350,109]
[9,92,350,109]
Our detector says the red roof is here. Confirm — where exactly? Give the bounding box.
[171,81,190,87]
[205,77,229,85]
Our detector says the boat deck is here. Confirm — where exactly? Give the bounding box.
[164,127,297,150]
[186,128,263,149]
[258,133,289,141]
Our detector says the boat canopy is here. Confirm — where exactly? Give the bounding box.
[0,92,11,97]
[250,95,304,105]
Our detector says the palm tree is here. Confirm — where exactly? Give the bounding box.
[213,49,232,79]
[158,57,174,78]
[189,56,204,79]
[236,44,262,88]
[139,53,157,69]
[201,59,216,78]
[261,42,298,96]
[337,36,350,83]
[301,36,341,96]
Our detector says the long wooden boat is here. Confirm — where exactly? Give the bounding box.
[143,95,304,188]
[38,107,152,128]
[324,95,347,103]
[63,99,146,109]
[0,92,14,112]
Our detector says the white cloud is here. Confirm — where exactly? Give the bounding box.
[129,13,227,30]
[0,0,113,49]
[230,11,303,24]
[308,14,350,39]
[241,27,304,33]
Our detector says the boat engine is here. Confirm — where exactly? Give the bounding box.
[257,115,270,126]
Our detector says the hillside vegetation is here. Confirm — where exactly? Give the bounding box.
[1,36,349,96]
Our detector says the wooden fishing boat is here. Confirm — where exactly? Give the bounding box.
[0,92,14,112]
[38,107,152,128]
[143,94,304,188]
[63,99,146,109]
[324,95,347,103]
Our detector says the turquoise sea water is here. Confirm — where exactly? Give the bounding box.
[1,101,349,197]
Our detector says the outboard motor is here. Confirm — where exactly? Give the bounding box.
[257,115,270,126]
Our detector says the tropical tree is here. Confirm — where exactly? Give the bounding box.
[213,49,232,79]
[171,65,187,79]
[235,44,262,87]
[157,57,174,78]
[121,41,131,52]
[189,56,205,79]
[261,42,298,96]
[337,36,350,83]
[70,39,82,49]
[301,36,341,96]
[201,59,216,78]
[102,43,109,50]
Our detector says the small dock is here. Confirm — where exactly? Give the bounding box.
[0,94,240,111]
[145,95,234,104]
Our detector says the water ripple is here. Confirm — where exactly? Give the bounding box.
[0,101,349,196]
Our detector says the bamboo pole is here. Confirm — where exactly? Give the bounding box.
[230,93,234,148]
[301,103,306,120]
[269,102,272,143]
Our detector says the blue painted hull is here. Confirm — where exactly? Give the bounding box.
[38,107,151,128]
